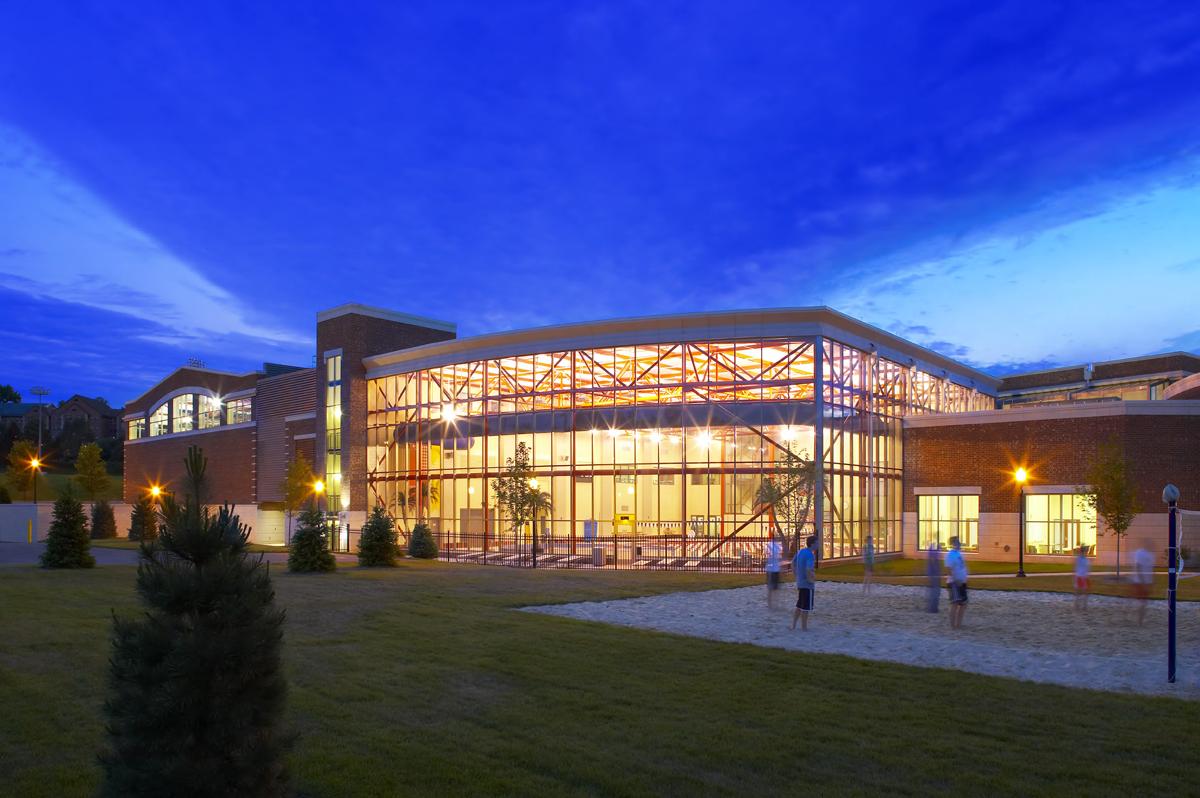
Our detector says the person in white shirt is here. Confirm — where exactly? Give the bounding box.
[1073,544,1091,612]
[944,536,969,629]
[1132,540,1155,625]
[764,534,783,609]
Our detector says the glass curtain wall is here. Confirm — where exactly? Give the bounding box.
[367,336,992,561]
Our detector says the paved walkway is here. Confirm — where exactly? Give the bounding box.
[526,582,1200,700]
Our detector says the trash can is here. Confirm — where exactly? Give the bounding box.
[592,546,606,567]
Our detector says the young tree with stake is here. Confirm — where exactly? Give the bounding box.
[1082,438,1142,578]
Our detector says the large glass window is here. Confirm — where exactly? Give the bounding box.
[1024,493,1097,555]
[365,336,993,561]
[917,494,979,551]
[172,395,194,433]
[198,395,222,429]
[227,397,253,425]
[128,418,146,440]
[149,404,169,437]
[325,354,343,513]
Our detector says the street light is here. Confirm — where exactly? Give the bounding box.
[1015,467,1028,577]
[312,479,325,512]
[149,485,161,499]
[30,457,41,505]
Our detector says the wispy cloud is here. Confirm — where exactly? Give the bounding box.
[0,125,309,351]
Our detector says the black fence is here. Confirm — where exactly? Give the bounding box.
[437,531,791,572]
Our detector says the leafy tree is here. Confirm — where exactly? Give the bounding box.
[40,486,95,568]
[491,442,550,564]
[128,496,159,542]
[407,522,438,559]
[0,384,20,403]
[0,420,18,461]
[75,442,111,499]
[91,499,118,539]
[358,505,400,566]
[281,451,315,535]
[100,445,291,796]
[396,480,439,533]
[288,506,336,572]
[5,439,38,500]
[755,447,817,555]
[0,483,11,503]
[97,436,124,471]
[1082,438,1142,578]
[54,417,95,465]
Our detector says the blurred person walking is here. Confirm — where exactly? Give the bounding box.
[765,533,783,609]
[925,545,941,613]
[1074,544,1091,611]
[862,534,875,595]
[1132,540,1155,625]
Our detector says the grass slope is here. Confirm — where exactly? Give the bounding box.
[820,558,1200,600]
[0,562,1196,796]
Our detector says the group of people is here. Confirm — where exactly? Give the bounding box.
[765,532,971,631]
[765,532,1166,630]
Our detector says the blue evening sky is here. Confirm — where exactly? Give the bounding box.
[2,2,1199,404]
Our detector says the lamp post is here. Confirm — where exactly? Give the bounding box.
[30,457,41,505]
[528,477,538,569]
[1164,483,1180,683]
[1015,467,1028,577]
[312,480,325,512]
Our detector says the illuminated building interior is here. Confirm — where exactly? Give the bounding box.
[367,328,993,561]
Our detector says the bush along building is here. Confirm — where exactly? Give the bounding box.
[121,304,1200,568]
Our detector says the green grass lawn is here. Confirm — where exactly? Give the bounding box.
[819,558,1200,600]
[89,538,286,553]
[2,562,1197,796]
[2,470,124,502]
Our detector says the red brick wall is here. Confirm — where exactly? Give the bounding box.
[315,311,454,512]
[124,426,256,504]
[255,368,317,503]
[904,412,1200,513]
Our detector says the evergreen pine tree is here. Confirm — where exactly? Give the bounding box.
[288,506,336,572]
[100,445,291,796]
[357,505,399,566]
[40,486,95,568]
[128,496,158,541]
[91,498,118,539]
[407,522,438,559]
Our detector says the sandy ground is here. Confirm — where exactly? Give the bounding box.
[525,581,1200,699]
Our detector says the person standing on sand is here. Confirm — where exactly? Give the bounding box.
[1132,540,1155,625]
[862,534,875,594]
[925,545,941,613]
[1074,544,1090,611]
[791,535,817,631]
[944,536,968,629]
[765,534,782,609]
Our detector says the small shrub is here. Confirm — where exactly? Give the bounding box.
[91,499,118,539]
[41,487,95,569]
[128,496,159,541]
[357,505,399,567]
[407,522,438,559]
[288,507,336,573]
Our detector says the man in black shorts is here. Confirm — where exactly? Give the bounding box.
[791,535,817,631]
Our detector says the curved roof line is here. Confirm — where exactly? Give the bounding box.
[364,307,999,391]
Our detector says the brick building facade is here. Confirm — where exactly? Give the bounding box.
[120,303,1197,562]
[903,402,1200,564]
